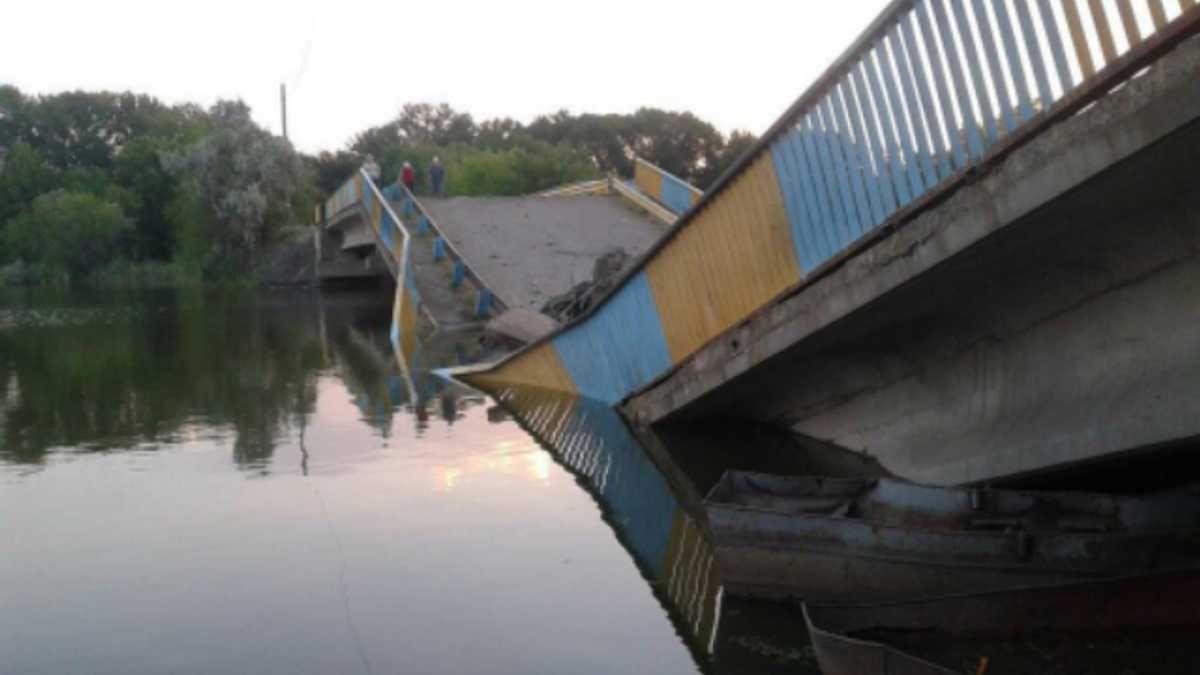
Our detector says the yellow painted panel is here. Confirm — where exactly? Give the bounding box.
[371,198,382,233]
[635,161,663,200]
[397,284,420,364]
[646,153,800,363]
[465,343,578,395]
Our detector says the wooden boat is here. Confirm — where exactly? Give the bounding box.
[802,568,1200,675]
[703,471,1200,601]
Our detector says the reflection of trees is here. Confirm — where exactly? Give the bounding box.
[0,289,327,470]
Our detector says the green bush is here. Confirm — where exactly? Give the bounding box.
[5,190,132,281]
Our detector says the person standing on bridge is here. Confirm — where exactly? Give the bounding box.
[429,156,446,197]
[363,154,381,184]
[401,161,416,195]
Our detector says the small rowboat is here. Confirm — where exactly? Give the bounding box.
[704,471,1200,602]
[803,568,1200,675]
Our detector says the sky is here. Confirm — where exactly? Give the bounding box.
[1,0,892,155]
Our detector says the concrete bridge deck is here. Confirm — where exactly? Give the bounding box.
[420,195,665,311]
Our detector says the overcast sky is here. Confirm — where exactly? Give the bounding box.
[2,0,892,154]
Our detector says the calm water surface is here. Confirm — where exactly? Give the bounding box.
[0,289,809,675]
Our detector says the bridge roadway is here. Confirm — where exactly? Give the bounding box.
[419,195,665,311]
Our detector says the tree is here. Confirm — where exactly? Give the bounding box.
[0,143,56,224]
[5,190,131,278]
[164,100,304,275]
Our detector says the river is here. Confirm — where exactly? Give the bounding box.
[0,288,811,675]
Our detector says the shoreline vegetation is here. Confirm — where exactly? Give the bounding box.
[0,88,754,288]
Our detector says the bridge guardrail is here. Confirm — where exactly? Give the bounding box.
[386,182,509,319]
[632,157,702,216]
[461,0,1200,404]
[320,168,426,367]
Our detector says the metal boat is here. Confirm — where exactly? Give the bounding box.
[704,471,1200,601]
[802,568,1200,675]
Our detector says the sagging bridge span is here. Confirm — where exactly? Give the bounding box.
[319,0,1200,488]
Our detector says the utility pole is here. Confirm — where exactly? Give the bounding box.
[280,83,288,141]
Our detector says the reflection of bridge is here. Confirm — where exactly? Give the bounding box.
[461,2,1200,487]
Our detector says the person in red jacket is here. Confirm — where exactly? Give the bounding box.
[401,161,416,194]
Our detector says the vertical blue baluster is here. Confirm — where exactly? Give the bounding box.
[1036,0,1074,91]
[808,110,851,254]
[846,64,895,222]
[404,199,415,218]
[432,236,445,262]
[816,96,862,246]
[879,32,925,200]
[417,215,430,235]
[474,289,492,317]
[994,0,1036,121]
[1014,0,1055,108]
[798,116,839,264]
[774,130,819,272]
[893,22,941,189]
[915,0,969,171]
[970,0,1018,135]
[832,80,883,231]
[451,262,466,289]
[950,0,999,146]
[789,129,833,269]
[904,9,952,179]
[863,52,912,208]
[931,0,985,160]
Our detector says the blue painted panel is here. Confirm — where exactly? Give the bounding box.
[816,98,861,247]
[970,0,1018,135]
[793,126,838,267]
[994,0,1035,122]
[551,271,673,404]
[1037,0,1073,92]
[916,0,969,171]
[770,129,817,273]
[932,0,985,159]
[1014,0,1054,108]
[878,34,925,201]
[547,396,679,574]
[901,13,953,182]
[950,0,999,146]
[802,114,843,262]
[660,174,694,215]
[381,209,394,250]
[825,86,873,234]
[849,61,897,220]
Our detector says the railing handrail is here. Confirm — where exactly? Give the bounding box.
[633,157,702,198]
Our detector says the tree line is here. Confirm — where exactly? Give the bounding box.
[0,87,311,284]
[0,88,755,285]
[319,102,756,198]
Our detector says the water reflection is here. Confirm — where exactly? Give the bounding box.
[0,288,495,472]
[484,384,820,674]
[0,287,816,674]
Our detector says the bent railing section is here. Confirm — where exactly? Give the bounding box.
[462,0,1200,404]
[632,157,702,216]
[321,169,424,373]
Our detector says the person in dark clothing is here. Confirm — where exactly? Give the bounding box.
[429,156,446,197]
[401,161,416,194]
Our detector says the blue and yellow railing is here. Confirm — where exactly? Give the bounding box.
[383,182,507,321]
[632,158,702,216]
[462,0,1200,405]
[320,169,424,375]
